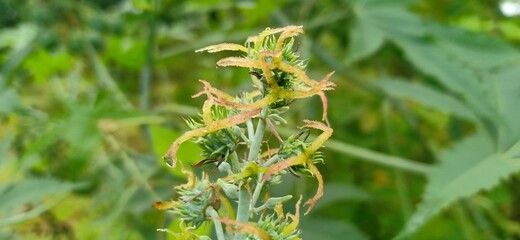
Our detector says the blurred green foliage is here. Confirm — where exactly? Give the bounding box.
[1,0,520,239]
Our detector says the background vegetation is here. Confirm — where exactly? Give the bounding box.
[1,0,520,239]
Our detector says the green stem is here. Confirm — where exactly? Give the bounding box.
[235,107,269,240]
[383,100,412,221]
[250,176,264,211]
[262,155,280,167]
[230,151,240,174]
[206,207,226,240]
[250,154,281,211]
[234,186,251,240]
[246,119,255,143]
[247,108,268,162]
[139,2,157,150]
[276,127,430,174]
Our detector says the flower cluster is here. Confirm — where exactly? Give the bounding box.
[156,26,334,239]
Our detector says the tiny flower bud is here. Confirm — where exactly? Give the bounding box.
[217,179,239,199]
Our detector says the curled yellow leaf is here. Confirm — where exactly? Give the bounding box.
[263,120,332,214]
[196,43,248,53]
[216,57,256,68]
[163,109,261,168]
[282,196,302,236]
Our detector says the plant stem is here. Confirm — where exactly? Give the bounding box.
[235,107,269,240]
[139,2,157,150]
[246,119,255,143]
[206,207,226,240]
[262,155,280,167]
[250,177,264,211]
[234,187,251,240]
[383,100,412,221]
[247,108,269,162]
[235,186,251,223]
[230,151,240,174]
[250,154,281,211]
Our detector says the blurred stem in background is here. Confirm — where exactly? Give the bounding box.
[140,0,159,151]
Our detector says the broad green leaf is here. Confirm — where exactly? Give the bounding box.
[349,0,500,123]
[23,48,73,83]
[346,18,385,64]
[396,133,520,239]
[496,66,520,146]
[376,78,476,121]
[394,36,498,123]
[301,217,368,240]
[0,24,37,85]
[0,178,84,226]
[105,37,146,70]
[351,0,424,40]
[430,25,520,70]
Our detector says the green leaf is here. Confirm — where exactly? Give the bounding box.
[131,0,153,11]
[496,66,520,146]
[0,24,38,52]
[430,25,520,70]
[23,48,73,83]
[394,37,498,123]
[349,0,501,123]
[346,18,385,63]
[376,78,476,121]
[396,133,520,239]
[350,0,424,40]
[301,217,368,240]
[105,37,146,70]
[0,88,21,114]
[0,178,85,226]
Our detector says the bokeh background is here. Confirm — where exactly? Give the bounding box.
[2,0,520,239]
